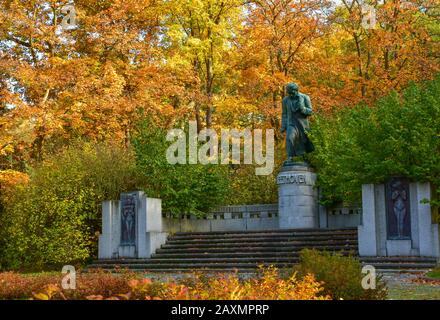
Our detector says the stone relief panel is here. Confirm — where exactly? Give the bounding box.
[120,193,137,246]
[385,177,411,239]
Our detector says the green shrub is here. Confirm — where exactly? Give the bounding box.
[296,249,387,300]
[426,267,440,279]
[0,142,139,271]
[226,143,284,205]
[132,120,230,216]
[310,76,440,206]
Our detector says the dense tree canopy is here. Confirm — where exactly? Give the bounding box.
[1,0,438,170]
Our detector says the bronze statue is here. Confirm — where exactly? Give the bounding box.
[280,83,315,164]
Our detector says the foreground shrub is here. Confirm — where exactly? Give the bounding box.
[1,267,330,300]
[0,142,139,271]
[126,267,329,300]
[0,270,134,300]
[296,249,387,300]
[0,272,61,300]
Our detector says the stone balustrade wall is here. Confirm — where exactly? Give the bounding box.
[162,203,361,233]
[326,206,362,229]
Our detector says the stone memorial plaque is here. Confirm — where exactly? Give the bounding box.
[385,177,411,239]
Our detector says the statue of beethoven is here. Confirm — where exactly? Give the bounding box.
[280,83,315,164]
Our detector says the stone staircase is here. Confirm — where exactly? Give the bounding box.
[87,228,437,273]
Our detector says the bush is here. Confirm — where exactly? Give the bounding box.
[310,76,440,206]
[0,142,139,271]
[2,267,330,300]
[0,270,135,300]
[226,143,284,205]
[141,266,328,300]
[132,120,230,216]
[296,249,387,300]
[0,272,62,300]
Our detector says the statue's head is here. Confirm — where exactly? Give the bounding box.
[286,83,299,98]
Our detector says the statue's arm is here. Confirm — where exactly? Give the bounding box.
[281,99,287,133]
[301,95,313,116]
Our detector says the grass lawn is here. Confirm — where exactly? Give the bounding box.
[388,283,440,300]
[385,272,440,300]
[426,269,440,279]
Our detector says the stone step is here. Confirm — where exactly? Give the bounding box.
[165,236,357,244]
[359,262,437,269]
[93,254,431,265]
[88,261,435,271]
[172,228,357,237]
[88,262,298,269]
[169,231,358,240]
[372,269,430,273]
[90,227,437,274]
[151,251,357,259]
[92,257,432,267]
[93,257,303,264]
[155,245,358,254]
[360,256,437,263]
[84,268,254,273]
[161,241,358,249]
[86,267,432,274]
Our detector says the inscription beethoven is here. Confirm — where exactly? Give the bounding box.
[277,174,307,185]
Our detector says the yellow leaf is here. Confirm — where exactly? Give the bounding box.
[33,293,49,300]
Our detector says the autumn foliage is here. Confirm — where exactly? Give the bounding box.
[0,270,132,300]
[0,0,439,170]
[124,267,329,300]
[0,169,29,198]
[0,267,330,300]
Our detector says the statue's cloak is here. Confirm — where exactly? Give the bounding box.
[281,93,315,156]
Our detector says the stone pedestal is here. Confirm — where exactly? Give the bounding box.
[277,163,318,229]
[98,191,168,259]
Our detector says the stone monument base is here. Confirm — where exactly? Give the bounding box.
[277,163,318,229]
[98,191,168,259]
[358,182,439,257]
